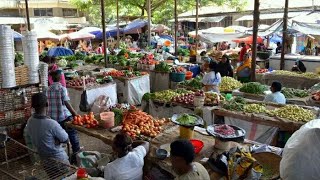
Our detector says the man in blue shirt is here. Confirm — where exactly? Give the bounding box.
[26,93,70,178]
[26,93,69,162]
[264,81,286,104]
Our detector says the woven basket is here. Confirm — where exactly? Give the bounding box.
[15,65,29,86]
[252,152,281,180]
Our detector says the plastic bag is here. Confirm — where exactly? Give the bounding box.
[91,95,112,114]
[280,119,320,180]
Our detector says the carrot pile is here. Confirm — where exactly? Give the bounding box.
[122,107,166,139]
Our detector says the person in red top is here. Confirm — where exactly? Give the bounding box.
[239,42,247,62]
[96,43,104,54]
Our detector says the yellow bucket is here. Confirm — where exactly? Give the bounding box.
[179,126,194,139]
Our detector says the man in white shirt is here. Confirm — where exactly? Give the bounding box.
[264,81,286,104]
[104,134,149,180]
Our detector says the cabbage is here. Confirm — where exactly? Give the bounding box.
[58,59,68,67]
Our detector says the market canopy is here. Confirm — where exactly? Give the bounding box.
[123,19,148,34]
[35,30,60,41]
[151,24,170,32]
[67,31,95,41]
[47,47,74,57]
[78,27,102,34]
[199,32,245,43]
[233,36,264,44]
[93,27,121,39]
[235,11,309,21]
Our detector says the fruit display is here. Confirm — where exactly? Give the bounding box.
[281,87,309,98]
[255,68,268,74]
[205,92,225,105]
[72,112,99,128]
[219,77,242,92]
[176,113,198,126]
[155,61,171,73]
[179,76,203,90]
[273,70,320,79]
[214,124,235,136]
[311,91,320,101]
[66,77,97,88]
[122,107,166,139]
[244,103,267,114]
[239,82,268,95]
[268,105,316,122]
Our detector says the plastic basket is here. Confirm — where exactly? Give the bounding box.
[170,72,186,82]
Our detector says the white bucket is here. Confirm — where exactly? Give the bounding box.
[214,139,231,151]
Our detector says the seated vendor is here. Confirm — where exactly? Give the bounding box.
[217,54,233,77]
[291,60,306,73]
[170,140,210,180]
[26,93,69,162]
[202,61,221,93]
[104,133,149,180]
[264,81,286,104]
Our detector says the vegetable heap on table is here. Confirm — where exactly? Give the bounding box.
[155,61,171,73]
[222,97,247,111]
[176,114,197,126]
[219,77,242,92]
[72,112,99,128]
[244,103,267,114]
[274,70,320,79]
[214,124,235,136]
[172,92,195,105]
[66,77,97,88]
[122,107,166,139]
[104,70,147,78]
[267,105,316,122]
[281,87,309,98]
[239,82,268,95]
[107,104,130,126]
[205,92,225,105]
[179,76,203,90]
[151,89,192,103]
[255,68,268,74]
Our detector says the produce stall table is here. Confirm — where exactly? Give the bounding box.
[113,74,150,105]
[143,100,216,126]
[261,72,320,89]
[67,83,118,113]
[149,71,170,92]
[232,90,313,106]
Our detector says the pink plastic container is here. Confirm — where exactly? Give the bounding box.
[100,112,115,128]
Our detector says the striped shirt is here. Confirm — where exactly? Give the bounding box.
[46,82,71,122]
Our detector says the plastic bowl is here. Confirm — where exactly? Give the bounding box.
[156,148,168,160]
[190,139,204,154]
[185,71,193,80]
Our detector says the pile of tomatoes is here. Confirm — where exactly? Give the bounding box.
[72,112,99,129]
[103,70,125,77]
[255,68,268,74]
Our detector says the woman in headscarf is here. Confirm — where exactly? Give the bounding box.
[217,54,234,77]
[236,53,252,83]
[42,56,66,87]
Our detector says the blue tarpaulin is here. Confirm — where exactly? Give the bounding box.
[48,47,74,57]
[159,35,174,42]
[269,34,282,43]
[123,19,148,33]
[13,31,23,41]
[93,27,122,39]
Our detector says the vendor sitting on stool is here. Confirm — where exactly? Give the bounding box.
[264,81,286,104]
[170,140,210,180]
[236,53,251,83]
[202,61,221,93]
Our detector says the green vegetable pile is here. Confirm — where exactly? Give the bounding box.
[219,77,242,92]
[112,108,124,126]
[239,82,268,95]
[244,103,267,113]
[222,97,247,111]
[155,62,171,73]
[179,76,203,90]
[267,105,315,122]
[14,52,24,67]
[177,48,190,56]
[281,87,309,98]
[176,114,197,126]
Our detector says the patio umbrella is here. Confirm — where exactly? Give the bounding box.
[47,47,74,57]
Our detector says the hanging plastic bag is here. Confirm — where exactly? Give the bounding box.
[280,119,320,180]
[91,95,112,114]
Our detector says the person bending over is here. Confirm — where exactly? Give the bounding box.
[264,81,286,104]
[104,133,150,180]
[170,140,210,180]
